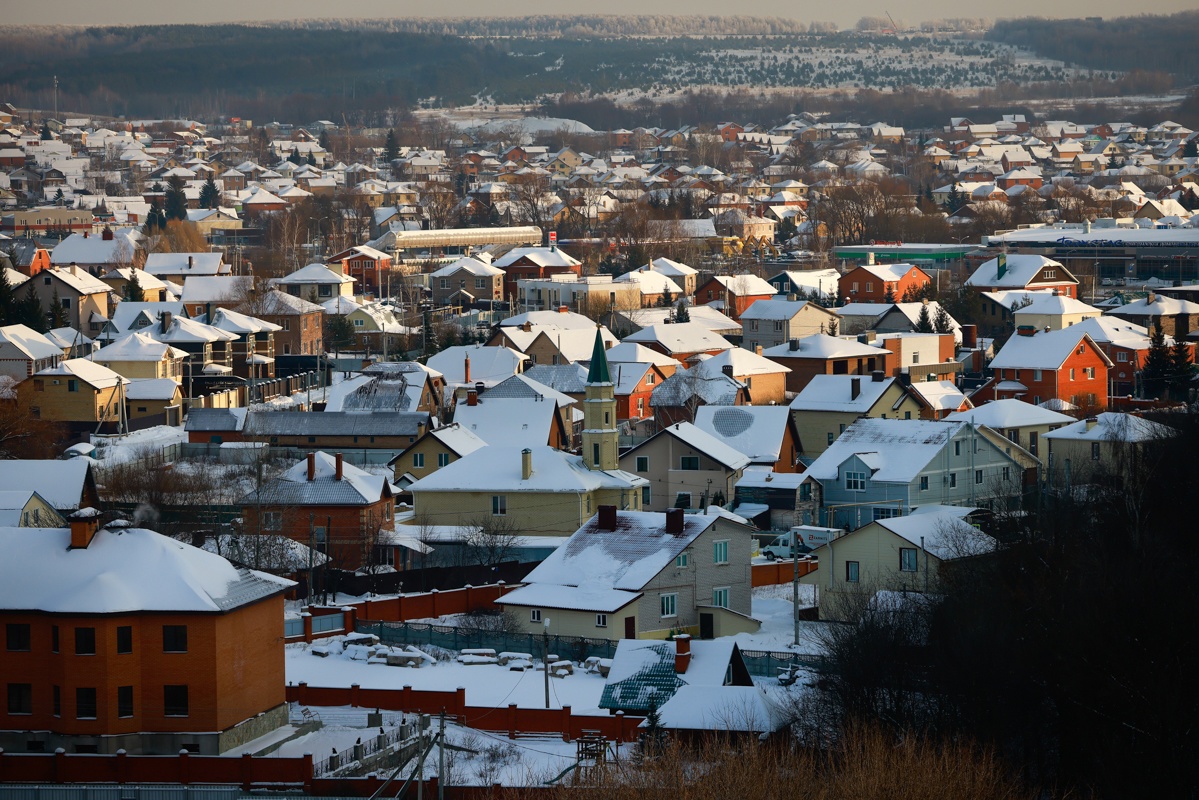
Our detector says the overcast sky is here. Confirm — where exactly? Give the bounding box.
[5,0,1194,28]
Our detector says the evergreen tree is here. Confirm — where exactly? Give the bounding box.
[324,315,357,354]
[640,692,666,759]
[384,128,400,163]
[915,302,934,333]
[1185,139,1198,160]
[883,284,896,303]
[288,150,303,165]
[0,267,14,326]
[40,121,52,141]
[1141,318,1172,398]
[933,304,954,335]
[319,129,331,152]
[947,184,963,212]
[674,300,691,323]
[198,177,219,209]
[48,287,68,329]
[54,188,64,205]
[125,270,145,303]
[306,152,316,166]
[164,176,188,222]
[145,196,166,232]
[1167,337,1193,398]
[20,283,47,332]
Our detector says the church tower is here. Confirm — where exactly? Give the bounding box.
[582,326,619,471]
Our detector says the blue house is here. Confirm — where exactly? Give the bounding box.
[797,418,1034,530]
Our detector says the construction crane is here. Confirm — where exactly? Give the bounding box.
[885,12,900,35]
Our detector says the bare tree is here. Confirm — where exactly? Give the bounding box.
[460,515,520,567]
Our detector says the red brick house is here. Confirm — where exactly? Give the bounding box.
[0,512,290,755]
[240,451,397,571]
[974,326,1111,409]
[695,274,778,322]
[1072,316,1194,397]
[327,245,393,298]
[491,246,583,304]
[838,263,932,304]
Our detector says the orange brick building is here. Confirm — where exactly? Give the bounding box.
[762,334,891,395]
[975,326,1112,408]
[0,513,290,755]
[838,263,931,304]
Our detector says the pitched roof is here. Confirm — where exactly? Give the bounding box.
[739,298,823,321]
[873,507,994,560]
[0,324,62,361]
[604,341,679,368]
[92,331,187,362]
[907,380,972,413]
[693,406,792,464]
[0,460,93,511]
[966,254,1074,289]
[945,398,1074,428]
[0,525,290,614]
[651,370,744,407]
[523,363,589,394]
[641,422,751,470]
[143,252,225,277]
[427,345,525,386]
[1042,412,1174,443]
[762,333,883,360]
[451,397,561,447]
[493,246,581,268]
[241,451,390,506]
[989,327,1112,370]
[275,262,356,285]
[804,418,969,484]
[624,322,733,355]
[35,358,124,389]
[244,411,426,438]
[587,328,611,383]
[408,445,644,497]
[790,374,898,413]
[692,347,790,377]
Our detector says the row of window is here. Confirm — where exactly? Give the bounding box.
[634,455,701,472]
[412,452,451,468]
[842,549,919,583]
[6,623,187,654]
[748,320,787,332]
[844,467,1012,492]
[7,683,188,719]
[1004,367,1096,382]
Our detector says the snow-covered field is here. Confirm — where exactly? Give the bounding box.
[89,424,186,464]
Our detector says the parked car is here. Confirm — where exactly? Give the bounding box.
[760,532,812,560]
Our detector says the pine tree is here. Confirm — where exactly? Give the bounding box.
[384,129,400,163]
[0,267,14,326]
[164,176,188,222]
[48,287,67,329]
[306,152,316,166]
[199,177,219,209]
[916,302,934,333]
[640,693,666,759]
[40,121,52,141]
[1185,139,1198,160]
[145,196,166,231]
[1168,338,1193,399]
[325,315,357,354]
[288,150,303,165]
[933,304,954,334]
[1141,318,1172,398]
[125,270,145,302]
[674,300,691,323]
[20,283,47,332]
[883,284,896,303]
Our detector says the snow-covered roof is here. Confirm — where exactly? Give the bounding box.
[35,358,124,389]
[654,684,780,732]
[50,230,139,265]
[805,418,971,484]
[276,262,356,286]
[762,333,883,360]
[523,363,589,394]
[1012,293,1101,316]
[45,265,112,295]
[945,398,1075,429]
[123,377,182,401]
[206,307,283,335]
[178,275,252,304]
[0,460,92,511]
[651,369,744,407]
[496,583,641,613]
[644,256,698,276]
[693,406,792,464]
[241,451,390,506]
[0,526,291,613]
[499,309,596,331]
[1042,412,1174,443]
[99,266,169,291]
[426,422,489,458]
[740,298,822,321]
[966,254,1073,289]
[691,347,790,377]
[0,324,62,361]
[427,345,525,386]
[143,252,225,277]
[255,288,324,315]
[409,445,645,496]
[907,380,971,413]
[484,374,576,408]
[450,397,562,447]
[790,373,898,413]
[429,256,504,278]
[493,246,581,269]
[646,421,752,470]
[708,273,778,296]
[1106,294,1199,317]
[854,262,924,283]
[735,467,806,490]
[873,507,994,560]
[93,331,187,362]
[604,341,679,368]
[989,327,1112,370]
[624,322,733,355]
[612,270,683,295]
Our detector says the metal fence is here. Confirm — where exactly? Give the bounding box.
[311,612,346,635]
[284,618,304,637]
[357,620,829,676]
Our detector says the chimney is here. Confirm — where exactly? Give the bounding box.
[665,508,685,535]
[754,344,763,356]
[1148,291,1156,304]
[851,376,861,400]
[1085,416,1099,431]
[417,420,427,439]
[467,388,478,406]
[961,324,978,349]
[187,255,194,269]
[68,508,101,549]
[674,634,692,673]
[335,452,344,481]
[161,311,172,333]
[83,230,89,238]
[871,369,885,382]
[787,293,797,301]
[1016,325,1036,337]
[598,504,617,530]
[789,338,800,351]
[102,227,114,241]
[521,448,533,480]
[307,451,316,482]
[1044,325,1051,333]
[475,381,485,395]
[1052,288,1059,296]
[464,355,471,384]
[721,364,734,378]
[558,305,569,313]
[521,322,532,332]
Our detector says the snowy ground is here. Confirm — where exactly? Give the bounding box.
[731,583,829,656]
[89,424,186,464]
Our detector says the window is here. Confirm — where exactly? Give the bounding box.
[827,432,835,446]
[912,351,920,364]
[635,456,649,472]
[595,614,608,628]
[660,593,678,618]
[67,379,78,392]
[263,511,282,531]
[713,540,729,564]
[33,379,43,392]
[60,297,71,309]
[713,587,730,609]
[437,453,450,467]
[1002,466,1011,481]
[642,486,652,506]
[163,685,189,717]
[773,320,784,332]
[163,625,187,653]
[592,443,600,466]
[439,278,449,289]
[866,282,873,293]
[845,471,867,491]
[675,552,689,568]
[475,277,488,290]
[646,373,656,385]
[6,623,30,651]
[954,440,962,456]
[7,683,32,715]
[1044,270,1056,279]
[116,626,132,654]
[1085,367,1095,380]
[899,548,918,572]
[674,492,692,509]
[117,686,134,718]
[529,609,541,623]
[873,507,901,520]
[1069,368,1076,381]
[412,452,425,468]
[904,411,912,420]
[800,483,812,502]
[845,561,860,583]
[491,495,507,516]
[680,456,699,471]
[750,320,759,331]
[76,688,97,719]
[1092,442,1101,461]
[51,625,59,653]
[920,475,929,491]
[975,470,984,485]
[75,627,95,656]
[1117,351,1129,362]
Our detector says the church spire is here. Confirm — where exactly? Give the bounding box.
[583,325,618,471]
[586,325,611,384]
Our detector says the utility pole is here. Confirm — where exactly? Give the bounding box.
[438,711,446,800]
[53,75,58,120]
[543,618,551,709]
[792,526,800,648]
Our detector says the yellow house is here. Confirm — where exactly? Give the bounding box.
[100,267,169,303]
[124,378,184,424]
[388,422,488,484]
[801,506,993,620]
[0,489,65,528]
[944,398,1075,461]
[789,374,923,457]
[1012,293,1102,332]
[1041,412,1175,491]
[91,332,187,380]
[17,358,126,428]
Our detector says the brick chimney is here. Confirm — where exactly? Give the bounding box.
[597,504,617,530]
[665,507,685,535]
[69,508,101,549]
[307,451,316,481]
[674,633,691,674]
[871,369,885,382]
[851,376,861,400]
[521,448,533,480]
[960,324,977,349]
[161,311,172,333]
[464,355,471,384]
[467,388,478,406]
[1016,325,1036,337]
[754,344,763,356]
[721,364,734,378]
[102,226,113,241]
[335,452,344,481]
[558,305,569,313]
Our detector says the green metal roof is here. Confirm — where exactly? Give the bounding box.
[586,327,611,384]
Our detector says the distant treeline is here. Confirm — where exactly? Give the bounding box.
[988,11,1199,85]
[262,15,823,37]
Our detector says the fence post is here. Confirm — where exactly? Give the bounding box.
[616,710,627,742]
[561,705,572,742]
[430,588,438,618]
[177,748,190,785]
[464,584,472,613]
[116,748,128,784]
[403,685,413,710]
[241,752,254,792]
[53,747,65,782]
[397,593,405,621]
[351,683,361,708]
[508,703,518,739]
[456,687,466,722]
[302,753,314,793]
[302,612,313,643]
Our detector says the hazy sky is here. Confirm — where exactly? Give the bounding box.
[4,0,1194,28]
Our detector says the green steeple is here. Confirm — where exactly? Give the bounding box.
[587,326,611,384]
